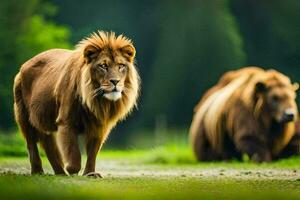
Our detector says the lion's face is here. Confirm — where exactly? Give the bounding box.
[256,73,299,123]
[90,49,130,101]
[83,43,136,102]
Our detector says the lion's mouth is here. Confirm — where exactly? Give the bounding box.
[103,89,122,101]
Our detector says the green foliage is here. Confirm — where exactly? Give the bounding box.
[1,0,300,148]
[0,0,38,129]
[230,0,300,83]
[0,174,299,200]
[0,132,27,157]
[141,0,245,128]
[0,0,70,129]
[16,15,70,64]
[0,154,300,199]
[143,144,195,164]
[1,132,300,169]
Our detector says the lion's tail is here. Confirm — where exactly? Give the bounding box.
[13,73,28,129]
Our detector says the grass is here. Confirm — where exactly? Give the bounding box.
[0,133,27,157]
[0,174,300,200]
[1,132,300,199]
[1,132,300,167]
[0,156,300,200]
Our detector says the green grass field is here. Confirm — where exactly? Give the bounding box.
[0,133,300,200]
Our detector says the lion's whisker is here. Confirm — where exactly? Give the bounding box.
[92,87,104,99]
[94,87,102,93]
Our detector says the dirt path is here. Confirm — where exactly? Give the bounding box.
[99,160,300,180]
[0,158,299,181]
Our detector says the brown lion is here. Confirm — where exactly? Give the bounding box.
[190,67,300,162]
[13,31,140,177]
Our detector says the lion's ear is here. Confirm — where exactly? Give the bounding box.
[120,45,136,62]
[84,45,100,63]
[255,82,267,94]
[293,82,299,91]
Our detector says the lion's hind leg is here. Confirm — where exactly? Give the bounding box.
[21,126,44,174]
[14,74,43,174]
[40,134,66,175]
[15,108,44,174]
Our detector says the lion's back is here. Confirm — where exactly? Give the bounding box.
[20,49,72,75]
[16,49,73,132]
[19,48,72,90]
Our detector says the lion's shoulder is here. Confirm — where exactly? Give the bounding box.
[20,49,73,72]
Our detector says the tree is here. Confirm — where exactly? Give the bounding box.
[0,0,70,130]
[230,0,300,82]
[140,0,245,129]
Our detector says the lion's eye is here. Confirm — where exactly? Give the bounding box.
[119,64,126,71]
[98,64,108,71]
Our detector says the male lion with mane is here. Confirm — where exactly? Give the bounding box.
[190,67,300,162]
[13,31,140,177]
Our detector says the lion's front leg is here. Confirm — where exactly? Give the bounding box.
[57,125,82,175]
[83,135,102,178]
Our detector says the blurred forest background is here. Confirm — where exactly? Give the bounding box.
[0,0,299,147]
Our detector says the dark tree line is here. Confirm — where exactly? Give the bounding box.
[1,0,299,146]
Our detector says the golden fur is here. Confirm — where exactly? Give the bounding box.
[190,67,299,162]
[14,31,140,176]
[55,31,140,136]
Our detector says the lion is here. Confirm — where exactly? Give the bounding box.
[190,67,300,162]
[13,31,140,177]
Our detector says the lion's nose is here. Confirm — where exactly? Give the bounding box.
[282,109,295,122]
[110,79,120,86]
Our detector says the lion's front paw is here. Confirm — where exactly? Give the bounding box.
[84,172,103,178]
